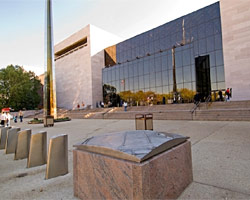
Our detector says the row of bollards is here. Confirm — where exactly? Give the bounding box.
[0,126,68,179]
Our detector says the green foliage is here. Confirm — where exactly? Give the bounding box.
[54,117,71,122]
[0,65,42,111]
[28,117,71,124]
[118,88,195,105]
[178,88,196,103]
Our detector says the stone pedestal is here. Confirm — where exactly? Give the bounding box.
[73,140,192,200]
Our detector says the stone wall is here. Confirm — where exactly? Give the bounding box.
[91,50,105,108]
[220,0,250,101]
[55,26,92,110]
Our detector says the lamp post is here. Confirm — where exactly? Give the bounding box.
[44,0,57,127]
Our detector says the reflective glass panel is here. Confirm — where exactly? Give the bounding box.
[144,58,150,74]
[163,85,170,94]
[183,66,191,82]
[119,65,124,79]
[175,51,182,68]
[183,82,192,90]
[138,60,144,76]
[129,64,134,77]
[150,73,156,88]
[206,36,215,52]
[216,66,225,82]
[217,82,225,90]
[176,68,183,84]
[161,53,168,70]
[214,34,222,50]
[144,74,150,89]
[129,77,134,91]
[162,70,169,86]
[210,67,217,83]
[125,78,129,91]
[156,87,163,94]
[155,56,162,72]
[199,39,207,54]
[216,50,224,66]
[134,77,139,90]
[183,49,191,66]
[133,62,139,77]
[156,72,162,87]
[139,76,144,89]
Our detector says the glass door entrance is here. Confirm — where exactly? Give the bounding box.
[195,55,211,101]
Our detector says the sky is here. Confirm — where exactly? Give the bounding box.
[0,0,218,76]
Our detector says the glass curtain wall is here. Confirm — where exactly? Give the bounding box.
[102,2,225,105]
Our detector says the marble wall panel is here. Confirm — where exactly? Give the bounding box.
[220,0,250,100]
[73,141,192,200]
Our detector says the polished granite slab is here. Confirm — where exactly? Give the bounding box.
[73,131,193,199]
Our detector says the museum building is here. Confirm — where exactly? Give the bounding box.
[102,0,250,106]
[54,25,121,109]
[55,0,250,109]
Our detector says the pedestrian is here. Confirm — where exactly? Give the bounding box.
[101,101,104,108]
[123,101,127,112]
[6,112,11,127]
[162,96,166,105]
[218,90,223,101]
[1,112,6,126]
[13,114,17,123]
[226,88,230,100]
[19,110,23,122]
[194,92,200,105]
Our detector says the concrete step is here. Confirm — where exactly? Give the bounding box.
[28,101,250,121]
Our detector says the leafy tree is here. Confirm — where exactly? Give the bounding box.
[0,65,42,110]
[178,88,195,103]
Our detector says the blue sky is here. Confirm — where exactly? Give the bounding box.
[0,0,218,75]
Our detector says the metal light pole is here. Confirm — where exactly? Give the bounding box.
[44,0,57,127]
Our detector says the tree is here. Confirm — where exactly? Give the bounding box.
[0,65,42,110]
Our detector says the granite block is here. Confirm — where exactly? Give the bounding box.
[73,140,192,200]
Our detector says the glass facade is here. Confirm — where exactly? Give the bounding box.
[102,2,225,105]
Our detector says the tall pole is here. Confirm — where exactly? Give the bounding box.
[44,0,57,123]
[172,46,177,95]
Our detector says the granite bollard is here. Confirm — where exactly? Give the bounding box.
[27,131,47,168]
[5,127,21,154]
[0,127,11,149]
[73,130,193,200]
[135,113,153,130]
[14,129,31,160]
[46,134,68,179]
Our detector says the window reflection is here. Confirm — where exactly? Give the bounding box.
[102,2,225,105]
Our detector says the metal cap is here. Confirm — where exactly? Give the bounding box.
[74,130,188,163]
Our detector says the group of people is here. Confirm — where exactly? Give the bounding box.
[77,102,85,110]
[0,110,23,127]
[218,88,231,101]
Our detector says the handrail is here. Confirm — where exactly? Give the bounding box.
[205,95,211,109]
[190,101,200,114]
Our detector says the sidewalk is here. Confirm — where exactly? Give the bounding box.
[0,119,250,199]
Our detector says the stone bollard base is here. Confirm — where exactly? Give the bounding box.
[73,141,193,200]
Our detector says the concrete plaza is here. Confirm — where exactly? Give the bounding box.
[0,119,250,199]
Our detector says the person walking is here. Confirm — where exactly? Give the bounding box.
[218,90,223,101]
[123,102,128,112]
[13,114,18,123]
[19,110,23,122]
[6,112,11,127]
[1,112,6,126]
[226,88,230,101]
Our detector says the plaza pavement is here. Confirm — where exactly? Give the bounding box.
[0,118,250,199]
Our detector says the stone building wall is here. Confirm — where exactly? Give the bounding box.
[220,0,250,100]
